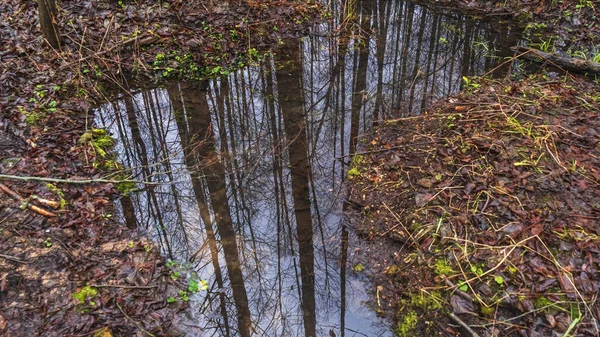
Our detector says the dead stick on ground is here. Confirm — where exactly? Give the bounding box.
[60,34,159,69]
[30,194,60,209]
[0,183,57,217]
[442,275,475,302]
[0,253,28,264]
[336,142,439,160]
[89,284,158,290]
[0,174,159,185]
[511,46,600,75]
[449,312,481,337]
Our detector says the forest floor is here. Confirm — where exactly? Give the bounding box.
[348,1,600,337]
[0,0,319,336]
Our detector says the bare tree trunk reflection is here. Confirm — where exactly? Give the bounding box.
[373,0,390,123]
[167,82,251,337]
[123,96,173,258]
[276,39,317,337]
[120,195,138,229]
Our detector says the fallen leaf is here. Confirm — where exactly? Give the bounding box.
[450,294,474,314]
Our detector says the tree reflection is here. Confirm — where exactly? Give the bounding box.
[276,39,317,337]
[95,1,522,336]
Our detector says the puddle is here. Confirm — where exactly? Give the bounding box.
[95,1,522,335]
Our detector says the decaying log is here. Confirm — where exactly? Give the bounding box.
[512,46,600,75]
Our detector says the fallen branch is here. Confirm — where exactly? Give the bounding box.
[60,34,160,69]
[0,174,157,186]
[116,301,156,337]
[0,183,57,217]
[89,284,158,290]
[512,46,600,75]
[442,275,475,302]
[336,142,439,160]
[30,194,61,209]
[449,312,481,337]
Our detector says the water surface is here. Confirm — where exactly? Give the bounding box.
[95,1,522,335]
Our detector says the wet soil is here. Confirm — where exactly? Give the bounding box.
[0,0,319,335]
[348,74,600,336]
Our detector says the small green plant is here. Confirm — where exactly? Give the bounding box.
[513,152,545,173]
[188,277,208,293]
[179,290,190,301]
[537,37,555,53]
[524,22,547,31]
[165,261,208,303]
[43,237,52,247]
[247,48,262,62]
[445,114,461,128]
[480,304,495,316]
[154,53,166,67]
[470,265,484,276]
[462,76,480,90]
[166,260,182,280]
[33,84,48,99]
[576,0,594,9]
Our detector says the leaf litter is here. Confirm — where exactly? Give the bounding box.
[348,74,600,336]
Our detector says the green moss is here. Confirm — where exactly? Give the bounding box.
[351,154,364,167]
[396,311,418,337]
[94,135,114,149]
[410,291,442,310]
[78,128,115,158]
[481,305,495,316]
[73,285,98,305]
[23,110,44,125]
[385,264,400,276]
[434,259,455,276]
[116,180,136,195]
[535,296,557,312]
[347,167,361,179]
